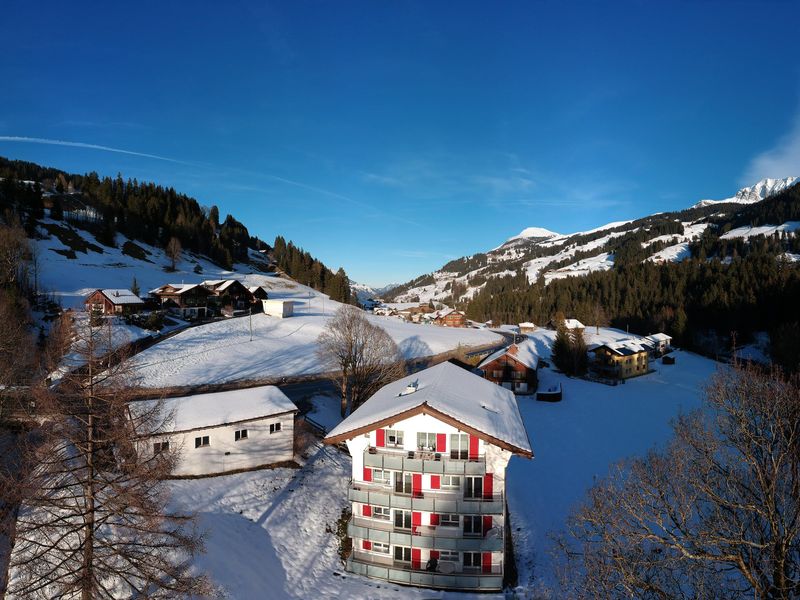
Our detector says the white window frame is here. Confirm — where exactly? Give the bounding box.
[372,468,391,486]
[373,506,390,521]
[439,550,459,562]
[386,429,403,447]
[194,435,210,448]
[269,422,282,434]
[153,441,169,454]
[450,433,469,460]
[394,545,412,562]
[416,432,437,451]
[464,476,483,499]
[234,429,248,441]
[440,514,459,527]
[442,475,461,489]
[463,515,482,537]
[463,551,481,569]
[371,541,390,554]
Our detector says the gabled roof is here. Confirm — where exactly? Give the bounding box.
[132,386,297,434]
[89,289,143,305]
[645,333,672,343]
[479,341,539,370]
[563,318,585,329]
[592,339,650,356]
[518,321,536,328]
[150,283,210,296]
[202,279,246,293]
[324,362,532,457]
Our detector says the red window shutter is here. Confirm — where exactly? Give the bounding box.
[363,467,372,482]
[376,429,385,447]
[482,552,492,574]
[362,504,372,517]
[483,473,494,499]
[430,513,440,526]
[483,516,493,537]
[430,475,440,490]
[412,511,422,527]
[430,550,440,560]
[363,540,372,551]
[411,548,421,570]
[436,433,446,452]
[469,435,479,460]
[412,473,422,498]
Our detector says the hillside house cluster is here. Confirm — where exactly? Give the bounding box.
[478,341,539,394]
[133,386,298,477]
[324,362,532,592]
[148,280,270,319]
[84,289,144,315]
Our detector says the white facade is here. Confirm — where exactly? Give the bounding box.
[262,299,294,318]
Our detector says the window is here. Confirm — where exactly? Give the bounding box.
[372,469,391,485]
[450,434,469,460]
[394,546,412,562]
[492,370,502,378]
[416,432,437,451]
[194,435,209,448]
[464,476,483,499]
[442,475,461,489]
[269,422,282,434]
[463,551,481,570]
[440,514,459,527]
[153,441,169,454]
[394,509,412,530]
[234,429,248,441]
[372,542,390,554]
[439,550,459,563]
[373,506,390,521]
[394,472,412,495]
[386,429,403,447]
[463,515,482,537]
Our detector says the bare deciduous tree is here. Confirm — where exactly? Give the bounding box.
[556,363,800,600]
[317,306,405,416]
[1,317,210,599]
[165,237,182,272]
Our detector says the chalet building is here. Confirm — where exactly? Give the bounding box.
[434,308,467,328]
[643,333,672,357]
[518,322,536,334]
[478,342,539,394]
[248,285,270,302]
[562,318,585,331]
[202,279,255,313]
[134,386,298,477]
[84,289,144,315]
[149,283,212,319]
[324,362,532,592]
[590,340,650,380]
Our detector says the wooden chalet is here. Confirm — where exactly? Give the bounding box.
[590,340,649,380]
[84,289,144,316]
[434,308,467,328]
[149,283,212,319]
[202,279,255,313]
[479,342,539,394]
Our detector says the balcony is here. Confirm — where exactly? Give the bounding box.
[364,447,486,475]
[347,551,503,591]
[348,481,505,515]
[348,517,504,552]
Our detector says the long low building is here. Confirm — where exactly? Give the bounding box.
[133,386,298,477]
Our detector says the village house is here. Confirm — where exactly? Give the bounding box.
[590,340,650,380]
[562,318,585,331]
[248,285,270,303]
[518,322,536,334]
[478,341,539,394]
[149,283,213,320]
[134,386,298,477]
[433,308,467,328]
[643,332,672,357]
[84,288,144,316]
[202,279,255,314]
[324,362,532,592]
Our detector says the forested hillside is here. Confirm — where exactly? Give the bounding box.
[0,157,352,302]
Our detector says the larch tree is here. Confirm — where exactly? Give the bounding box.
[317,306,405,416]
[556,363,800,600]
[165,236,181,272]
[1,316,210,599]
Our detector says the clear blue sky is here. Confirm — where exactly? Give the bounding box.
[2,1,799,287]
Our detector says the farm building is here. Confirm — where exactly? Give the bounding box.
[202,279,255,312]
[262,299,294,318]
[84,289,144,315]
[433,308,467,328]
[643,333,672,356]
[518,322,536,334]
[134,386,298,477]
[478,341,539,394]
[324,361,532,592]
[149,283,212,319]
[590,340,650,380]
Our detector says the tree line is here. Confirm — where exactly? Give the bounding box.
[271,236,352,303]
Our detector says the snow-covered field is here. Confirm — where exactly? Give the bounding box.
[173,327,718,598]
[129,294,501,389]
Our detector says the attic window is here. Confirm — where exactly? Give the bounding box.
[398,380,418,396]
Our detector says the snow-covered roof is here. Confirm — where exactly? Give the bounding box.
[645,333,672,343]
[324,361,532,456]
[135,386,298,434]
[479,341,539,371]
[93,289,143,305]
[248,285,267,293]
[518,321,536,328]
[149,283,204,295]
[593,339,650,356]
[202,279,242,292]
[563,318,585,330]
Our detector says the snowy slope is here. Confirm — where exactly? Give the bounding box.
[173,328,718,598]
[389,177,797,303]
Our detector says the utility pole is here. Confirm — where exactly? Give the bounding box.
[249,306,253,342]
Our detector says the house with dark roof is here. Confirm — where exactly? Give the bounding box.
[478,341,539,394]
[590,339,650,380]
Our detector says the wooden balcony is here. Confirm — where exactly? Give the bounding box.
[348,481,505,515]
[347,550,503,591]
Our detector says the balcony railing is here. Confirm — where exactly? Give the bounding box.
[347,551,503,591]
[348,481,505,515]
[348,518,504,552]
[364,447,486,475]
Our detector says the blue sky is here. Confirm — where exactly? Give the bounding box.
[2,1,799,287]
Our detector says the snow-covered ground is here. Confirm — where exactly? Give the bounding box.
[172,327,719,598]
[720,220,800,240]
[129,294,501,389]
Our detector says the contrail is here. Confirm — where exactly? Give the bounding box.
[0,135,194,165]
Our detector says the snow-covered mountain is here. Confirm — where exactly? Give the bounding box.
[388,176,799,304]
[349,280,400,303]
